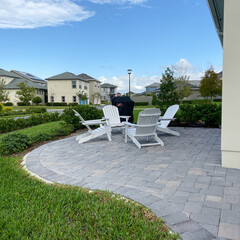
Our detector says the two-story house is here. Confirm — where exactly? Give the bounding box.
[46,72,90,105]
[101,83,117,102]
[145,82,160,94]
[78,73,101,104]
[0,68,47,105]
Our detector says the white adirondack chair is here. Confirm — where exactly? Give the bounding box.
[72,109,112,144]
[124,108,164,149]
[157,104,180,136]
[103,105,130,130]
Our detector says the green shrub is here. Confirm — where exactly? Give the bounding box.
[31,133,55,143]
[3,107,13,113]
[3,102,13,106]
[17,102,28,106]
[62,105,103,129]
[46,102,68,106]
[28,107,47,113]
[68,103,78,106]
[182,99,211,104]
[134,102,148,106]
[152,95,158,106]
[51,122,74,136]
[0,103,3,113]
[32,96,43,105]
[213,99,222,103]
[0,133,32,155]
[179,104,221,127]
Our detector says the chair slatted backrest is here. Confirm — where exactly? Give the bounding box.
[72,109,92,131]
[135,108,161,136]
[103,105,121,126]
[159,105,179,128]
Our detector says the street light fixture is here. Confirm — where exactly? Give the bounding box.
[127,69,132,97]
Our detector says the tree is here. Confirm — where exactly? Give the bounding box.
[32,96,43,105]
[16,82,36,106]
[157,67,178,110]
[199,67,222,102]
[175,75,192,104]
[0,79,9,103]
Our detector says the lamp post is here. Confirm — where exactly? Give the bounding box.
[127,69,132,97]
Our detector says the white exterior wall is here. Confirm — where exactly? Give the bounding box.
[89,81,101,104]
[222,0,240,169]
[0,76,15,85]
[47,79,89,104]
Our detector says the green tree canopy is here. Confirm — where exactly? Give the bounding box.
[157,67,179,110]
[0,79,9,103]
[16,82,36,106]
[32,96,43,105]
[175,75,192,104]
[199,67,222,102]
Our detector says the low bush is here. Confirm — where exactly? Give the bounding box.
[32,96,43,105]
[134,102,148,106]
[46,102,68,106]
[3,102,13,106]
[62,105,103,129]
[178,103,221,127]
[68,103,78,106]
[182,99,211,104]
[28,107,47,113]
[17,102,28,106]
[0,107,47,117]
[0,112,61,134]
[0,133,32,155]
[2,107,13,113]
[51,122,74,136]
[0,103,3,113]
[213,99,222,103]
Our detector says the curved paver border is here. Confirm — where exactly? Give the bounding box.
[23,128,227,240]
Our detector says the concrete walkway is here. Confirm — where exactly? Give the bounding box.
[25,127,240,240]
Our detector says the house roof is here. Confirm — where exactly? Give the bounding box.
[218,71,223,79]
[189,80,201,87]
[5,78,47,90]
[101,83,117,88]
[0,68,20,78]
[207,0,224,45]
[145,82,160,88]
[78,73,101,83]
[11,70,46,83]
[46,72,87,81]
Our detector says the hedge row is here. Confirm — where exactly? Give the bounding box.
[0,112,61,134]
[134,102,149,106]
[175,103,221,127]
[0,107,47,117]
[46,102,68,106]
[182,99,222,104]
[0,122,74,155]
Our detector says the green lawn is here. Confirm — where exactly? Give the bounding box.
[0,157,179,239]
[0,121,64,139]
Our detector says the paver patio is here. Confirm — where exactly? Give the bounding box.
[24,127,240,240]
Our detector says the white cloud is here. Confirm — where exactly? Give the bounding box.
[0,0,94,29]
[88,0,147,5]
[99,74,160,93]
[171,58,205,80]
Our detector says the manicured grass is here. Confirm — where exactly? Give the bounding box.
[134,105,157,109]
[133,109,142,123]
[0,156,179,239]
[12,106,68,110]
[0,121,64,139]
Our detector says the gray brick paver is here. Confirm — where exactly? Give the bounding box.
[24,127,240,240]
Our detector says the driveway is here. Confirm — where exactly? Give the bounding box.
[25,127,240,240]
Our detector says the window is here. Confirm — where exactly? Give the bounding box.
[62,96,65,102]
[95,82,97,87]
[79,82,82,89]
[73,96,76,102]
[50,96,54,102]
[72,80,76,88]
[84,82,88,90]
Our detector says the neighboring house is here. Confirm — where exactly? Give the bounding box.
[0,68,47,105]
[78,73,101,104]
[185,80,201,100]
[101,83,117,102]
[46,72,90,105]
[207,0,240,169]
[145,82,160,94]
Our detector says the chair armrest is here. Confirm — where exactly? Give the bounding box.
[120,116,131,122]
[159,117,176,121]
[123,122,136,127]
[83,120,107,126]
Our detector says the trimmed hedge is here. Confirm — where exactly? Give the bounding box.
[182,99,211,104]
[0,107,47,117]
[0,122,74,155]
[0,112,61,134]
[62,105,103,129]
[178,103,221,127]
[3,102,13,106]
[134,102,148,106]
[68,103,78,106]
[46,102,68,106]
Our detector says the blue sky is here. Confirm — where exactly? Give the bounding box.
[0,0,222,93]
